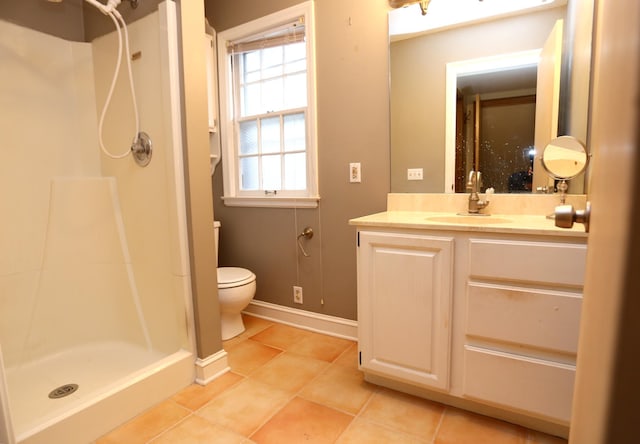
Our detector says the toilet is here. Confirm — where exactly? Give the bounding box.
[214,221,256,340]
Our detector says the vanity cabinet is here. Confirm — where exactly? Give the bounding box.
[462,238,586,423]
[354,223,587,435]
[357,231,454,391]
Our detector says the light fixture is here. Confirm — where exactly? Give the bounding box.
[389,0,432,16]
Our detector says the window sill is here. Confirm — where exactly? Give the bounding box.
[221,196,320,209]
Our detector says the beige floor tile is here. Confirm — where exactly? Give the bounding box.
[249,352,329,393]
[336,418,430,444]
[150,415,247,444]
[526,430,568,443]
[287,332,354,362]
[196,378,291,437]
[171,372,244,411]
[333,342,360,369]
[299,363,375,414]
[250,396,353,444]
[250,323,313,349]
[225,339,282,376]
[224,315,274,349]
[359,388,444,439]
[241,314,274,336]
[435,407,526,444]
[95,400,190,444]
[95,319,567,444]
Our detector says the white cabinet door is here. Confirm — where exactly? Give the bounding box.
[357,231,454,391]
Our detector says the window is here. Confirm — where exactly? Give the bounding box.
[218,2,318,208]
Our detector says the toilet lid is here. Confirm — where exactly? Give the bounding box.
[218,267,256,289]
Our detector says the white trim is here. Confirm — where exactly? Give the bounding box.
[0,346,15,444]
[217,1,318,206]
[194,350,230,386]
[243,300,358,341]
[221,195,320,208]
[444,49,541,193]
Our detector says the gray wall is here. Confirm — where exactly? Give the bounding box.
[390,7,566,193]
[0,0,85,41]
[206,0,390,321]
[0,0,162,42]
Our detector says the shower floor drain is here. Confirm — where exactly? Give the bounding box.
[48,384,78,399]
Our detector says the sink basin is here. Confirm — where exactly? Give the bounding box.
[426,215,512,225]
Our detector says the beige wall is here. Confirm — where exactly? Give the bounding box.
[179,0,222,357]
[206,0,390,320]
[390,7,566,193]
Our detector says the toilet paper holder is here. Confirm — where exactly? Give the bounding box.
[297,227,313,257]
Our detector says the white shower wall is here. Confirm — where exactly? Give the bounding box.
[0,1,192,384]
[90,4,193,356]
[0,20,102,366]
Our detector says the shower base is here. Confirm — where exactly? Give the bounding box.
[6,342,193,444]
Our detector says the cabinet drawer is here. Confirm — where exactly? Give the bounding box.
[463,346,575,423]
[469,239,586,287]
[466,283,582,354]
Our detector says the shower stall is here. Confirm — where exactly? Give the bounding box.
[0,1,195,442]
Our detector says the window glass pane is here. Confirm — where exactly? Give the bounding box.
[245,71,261,84]
[262,46,283,71]
[284,42,305,64]
[284,43,306,74]
[284,73,307,109]
[239,120,258,155]
[261,117,281,154]
[241,83,261,117]
[262,154,282,190]
[283,113,305,152]
[262,78,283,113]
[284,153,306,190]
[285,59,306,75]
[243,51,260,76]
[240,156,259,190]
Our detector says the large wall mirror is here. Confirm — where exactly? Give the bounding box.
[389,0,594,194]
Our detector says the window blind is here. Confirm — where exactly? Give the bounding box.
[226,17,305,55]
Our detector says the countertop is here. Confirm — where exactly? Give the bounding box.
[349,211,589,238]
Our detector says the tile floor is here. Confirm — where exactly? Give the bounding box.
[96,314,568,443]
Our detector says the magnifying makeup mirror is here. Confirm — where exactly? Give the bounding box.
[541,135,589,216]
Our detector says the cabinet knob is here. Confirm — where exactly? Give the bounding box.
[555,201,591,233]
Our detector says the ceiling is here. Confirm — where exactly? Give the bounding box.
[389,0,568,41]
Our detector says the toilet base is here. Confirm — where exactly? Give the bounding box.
[220,312,245,341]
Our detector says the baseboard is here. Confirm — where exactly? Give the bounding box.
[243,300,358,341]
[194,349,230,386]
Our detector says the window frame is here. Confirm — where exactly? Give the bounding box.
[217,1,319,208]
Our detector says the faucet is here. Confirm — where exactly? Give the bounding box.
[466,170,490,214]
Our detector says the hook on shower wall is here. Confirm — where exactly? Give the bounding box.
[297,227,314,257]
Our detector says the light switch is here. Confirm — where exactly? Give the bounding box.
[350,162,361,183]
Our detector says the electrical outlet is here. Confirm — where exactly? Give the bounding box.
[293,286,303,304]
[407,168,424,181]
[349,162,361,183]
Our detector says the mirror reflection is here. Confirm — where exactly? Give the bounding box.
[542,135,588,180]
[389,0,593,195]
[446,51,540,194]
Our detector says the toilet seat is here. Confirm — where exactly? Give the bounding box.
[217,267,256,289]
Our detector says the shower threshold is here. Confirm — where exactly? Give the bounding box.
[6,342,191,443]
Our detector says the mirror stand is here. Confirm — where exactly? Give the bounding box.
[541,136,589,219]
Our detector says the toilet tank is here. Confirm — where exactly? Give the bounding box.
[214,220,221,264]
